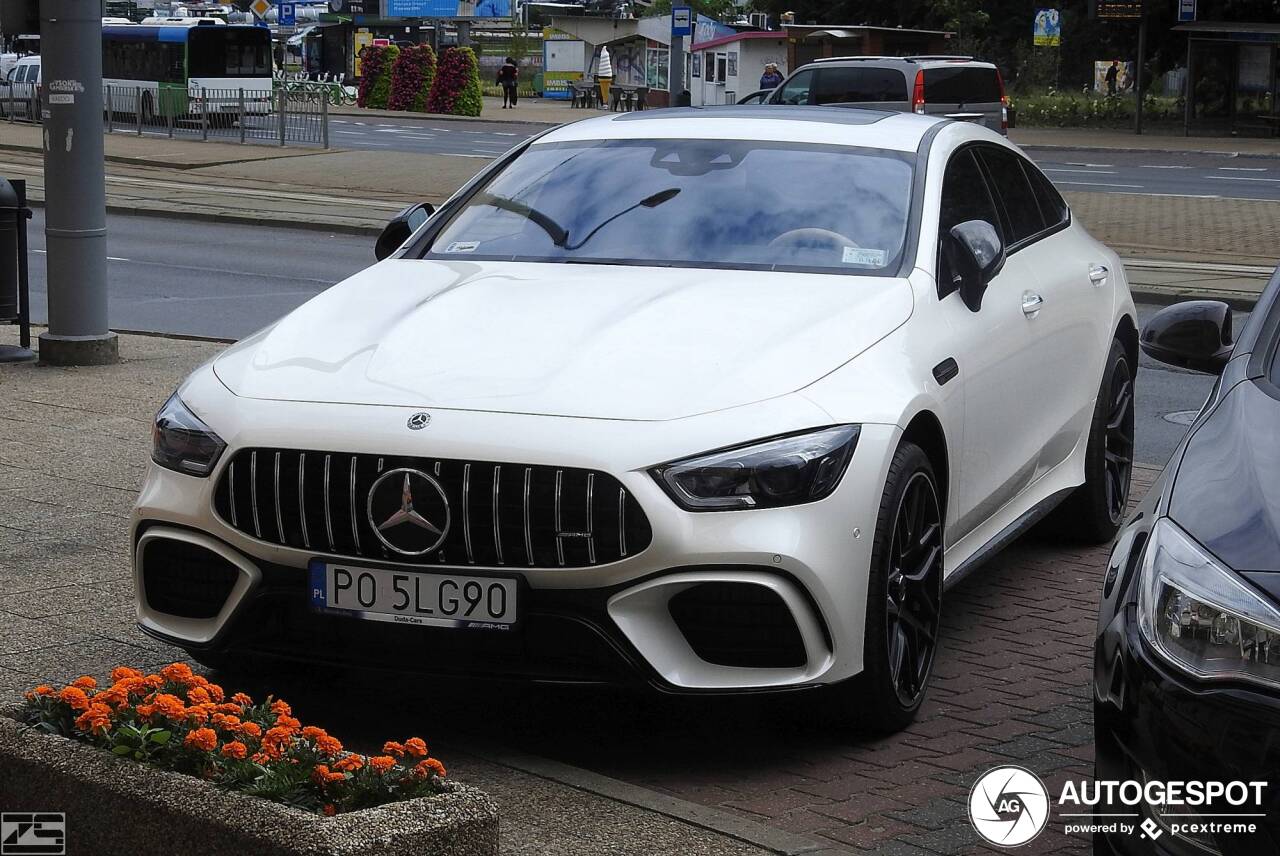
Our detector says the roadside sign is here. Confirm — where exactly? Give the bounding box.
[1033,8,1061,46]
[1178,0,1196,22]
[249,0,271,19]
[672,6,692,37]
[1094,0,1141,19]
[279,2,296,26]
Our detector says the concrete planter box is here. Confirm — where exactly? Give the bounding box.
[0,717,499,856]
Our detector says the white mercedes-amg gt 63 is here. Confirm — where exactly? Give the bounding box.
[135,106,1137,730]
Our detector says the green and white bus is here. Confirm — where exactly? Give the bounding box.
[102,18,272,122]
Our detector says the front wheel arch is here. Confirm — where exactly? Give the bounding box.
[901,410,949,526]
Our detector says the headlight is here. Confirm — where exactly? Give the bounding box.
[651,425,859,511]
[1138,517,1280,690]
[152,393,226,477]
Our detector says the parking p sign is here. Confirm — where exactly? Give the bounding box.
[280,2,297,26]
[672,6,692,37]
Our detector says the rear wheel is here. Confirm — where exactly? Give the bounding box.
[833,441,943,733]
[1042,339,1134,543]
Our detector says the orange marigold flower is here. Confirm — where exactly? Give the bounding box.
[221,741,248,760]
[275,714,301,731]
[184,727,218,752]
[269,699,291,717]
[251,751,272,764]
[150,693,186,719]
[187,686,212,705]
[301,726,327,741]
[214,714,242,732]
[205,684,225,703]
[71,675,97,690]
[382,741,405,758]
[315,735,343,757]
[142,674,164,688]
[369,755,396,774]
[423,757,446,777]
[93,687,128,708]
[411,757,446,779]
[323,804,337,817]
[110,666,143,683]
[241,722,262,739]
[160,662,195,684]
[231,692,253,707]
[74,703,113,735]
[33,685,55,696]
[311,764,345,784]
[403,737,428,758]
[216,703,242,715]
[334,755,364,773]
[58,686,90,712]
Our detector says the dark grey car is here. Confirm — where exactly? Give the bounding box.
[767,56,1007,135]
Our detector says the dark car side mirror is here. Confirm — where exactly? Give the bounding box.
[374,202,435,261]
[946,220,1006,312]
[1141,300,1233,375]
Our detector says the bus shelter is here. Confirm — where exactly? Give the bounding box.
[1177,21,1280,137]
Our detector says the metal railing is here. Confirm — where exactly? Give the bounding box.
[3,84,329,148]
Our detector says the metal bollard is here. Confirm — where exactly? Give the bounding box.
[277,87,287,146]
[135,86,143,135]
[321,88,329,149]
[238,88,246,143]
[105,85,114,133]
[167,91,173,138]
[200,89,208,140]
[0,178,35,363]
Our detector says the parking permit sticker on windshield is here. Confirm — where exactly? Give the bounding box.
[843,247,887,267]
[445,241,479,253]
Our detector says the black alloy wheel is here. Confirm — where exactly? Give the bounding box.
[885,470,943,707]
[1103,356,1135,523]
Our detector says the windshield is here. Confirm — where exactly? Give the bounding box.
[188,28,272,79]
[425,139,914,275]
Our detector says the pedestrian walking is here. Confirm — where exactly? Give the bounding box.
[760,62,784,90]
[1105,61,1119,97]
[498,57,519,108]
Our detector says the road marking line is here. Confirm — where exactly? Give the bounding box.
[1206,175,1280,182]
[493,132,519,136]
[1044,168,1118,174]
[102,175,406,209]
[1139,164,1192,169]
[441,153,495,159]
[1055,180,1142,188]
[1066,161,1113,168]
[33,249,129,261]
[1218,166,1266,171]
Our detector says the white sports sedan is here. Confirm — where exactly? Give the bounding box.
[134,106,1136,730]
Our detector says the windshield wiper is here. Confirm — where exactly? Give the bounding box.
[562,188,680,251]
[474,192,568,247]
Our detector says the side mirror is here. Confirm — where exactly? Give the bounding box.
[946,220,1005,312]
[374,202,435,261]
[1141,300,1233,375]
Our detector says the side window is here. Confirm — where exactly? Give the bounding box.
[813,67,908,105]
[773,69,814,105]
[1025,162,1069,229]
[938,149,1002,296]
[977,146,1046,245]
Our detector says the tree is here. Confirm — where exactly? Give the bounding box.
[645,0,740,21]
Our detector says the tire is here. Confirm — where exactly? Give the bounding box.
[1042,339,1135,544]
[832,441,944,733]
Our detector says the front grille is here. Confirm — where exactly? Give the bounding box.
[668,582,807,668]
[213,448,652,569]
[142,539,239,619]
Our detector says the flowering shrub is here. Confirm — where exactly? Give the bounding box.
[357,45,399,110]
[426,47,482,117]
[19,664,448,816]
[388,44,437,112]
[1010,91,1184,129]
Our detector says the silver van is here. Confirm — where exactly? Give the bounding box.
[766,55,1007,135]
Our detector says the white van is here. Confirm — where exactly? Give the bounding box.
[0,55,40,118]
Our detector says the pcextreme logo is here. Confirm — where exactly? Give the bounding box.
[967,766,1269,848]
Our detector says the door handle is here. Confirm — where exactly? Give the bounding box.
[1022,291,1045,317]
[1089,264,1110,288]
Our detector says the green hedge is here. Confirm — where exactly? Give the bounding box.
[1010,92,1184,128]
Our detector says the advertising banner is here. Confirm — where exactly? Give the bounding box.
[384,0,511,17]
[1033,8,1061,47]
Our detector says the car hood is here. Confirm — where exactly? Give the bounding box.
[213,260,913,421]
[1170,378,1280,573]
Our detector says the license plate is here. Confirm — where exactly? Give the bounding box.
[309,559,517,630]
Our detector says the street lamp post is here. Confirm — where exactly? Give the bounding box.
[39,0,117,365]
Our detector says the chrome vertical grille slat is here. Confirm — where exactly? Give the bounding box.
[214,449,652,569]
[349,456,361,555]
[250,451,261,539]
[323,454,334,551]
[462,463,474,564]
[492,464,504,565]
[298,453,310,549]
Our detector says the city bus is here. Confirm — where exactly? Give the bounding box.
[102,19,273,123]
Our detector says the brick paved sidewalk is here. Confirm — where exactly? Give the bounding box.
[0,326,1156,855]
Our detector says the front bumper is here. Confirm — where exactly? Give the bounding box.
[133,373,900,693]
[1095,517,1280,854]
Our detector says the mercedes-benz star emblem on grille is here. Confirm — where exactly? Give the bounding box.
[366,468,451,555]
[406,412,431,430]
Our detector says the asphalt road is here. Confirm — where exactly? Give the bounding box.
[26,210,1218,466]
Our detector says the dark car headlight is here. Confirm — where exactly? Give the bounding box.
[152,393,226,477]
[1138,517,1280,690]
[651,425,859,511]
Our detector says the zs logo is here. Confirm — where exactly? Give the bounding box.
[1,813,65,855]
